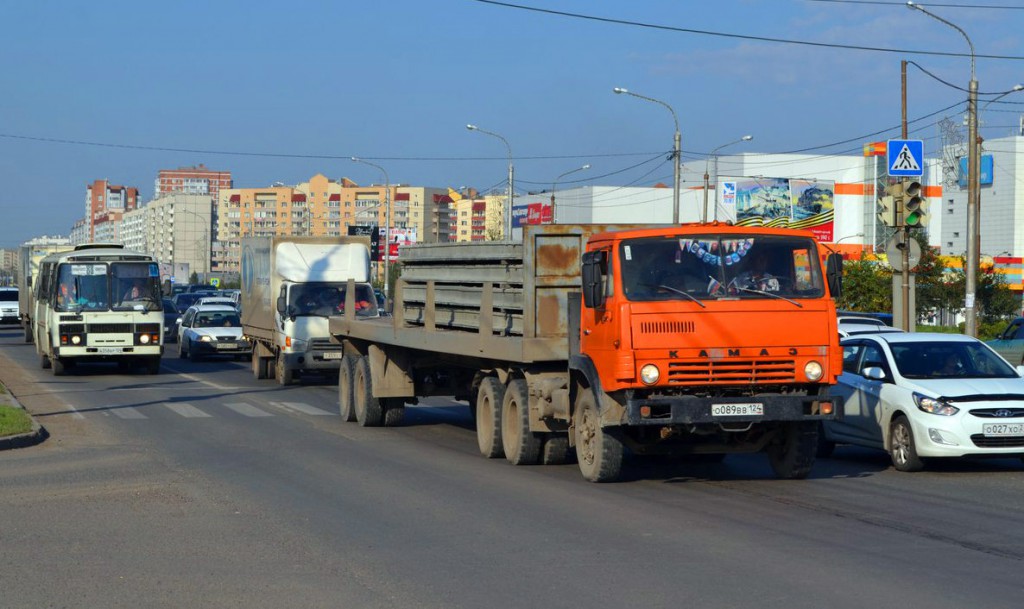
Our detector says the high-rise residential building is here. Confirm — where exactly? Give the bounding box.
[453,196,498,242]
[155,164,232,200]
[92,211,124,244]
[396,186,455,243]
[85,180,139,240]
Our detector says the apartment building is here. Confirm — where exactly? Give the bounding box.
[84,180,139,240]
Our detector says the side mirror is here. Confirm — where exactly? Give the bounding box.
[276,295,286,314]
[826,253,843,300]
[581,250,607,309]
[861,366,886,381]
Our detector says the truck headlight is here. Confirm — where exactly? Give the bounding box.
[640,364,660,385]
[804,361,823,382]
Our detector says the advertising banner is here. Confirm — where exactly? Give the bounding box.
[721,177,835,242]
[379,227,417,262]
[512,201,553,227]
[348,225,382,261]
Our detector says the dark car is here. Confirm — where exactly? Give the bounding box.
[162,298,179,343]
[171,292,205,313]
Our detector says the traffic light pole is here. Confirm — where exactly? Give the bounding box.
[901,62,911,332]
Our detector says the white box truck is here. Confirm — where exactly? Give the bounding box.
[241,236,377,385]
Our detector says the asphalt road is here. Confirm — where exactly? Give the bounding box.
[2,324,1024,608]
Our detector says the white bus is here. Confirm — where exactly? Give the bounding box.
[33,244,164,375]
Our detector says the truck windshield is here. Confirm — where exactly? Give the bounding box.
[620,234,824,302]
[288,282,379,318]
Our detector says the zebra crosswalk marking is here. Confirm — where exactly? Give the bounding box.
[223,402,273,417]
[269,401,335,416]
[163,403,212,418]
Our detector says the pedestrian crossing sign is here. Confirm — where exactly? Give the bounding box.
[887,139,924,177]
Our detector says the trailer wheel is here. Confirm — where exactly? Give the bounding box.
[501,379,542,465]
[542,434,572,465]
[574,389,623,482]
[383,399,405,427]
[475,377,505,459]
[337,355,356,422]
[353,356,384,427]
[276,353,293,386]
[40,352,51,370]
[767,421,817,479]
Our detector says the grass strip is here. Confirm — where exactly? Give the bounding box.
[0,405,33,437]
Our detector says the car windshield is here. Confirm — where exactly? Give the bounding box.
[890,341,1019,379]
[194,312,241,328]
[619,234,824,302]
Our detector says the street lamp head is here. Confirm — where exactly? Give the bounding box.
[581,164,591,170]
[741,135,753,142]
[906,1,918,10]
[612,87,628,94]
[466,124,478,131]
[350,156,360,162]
[1014,84,1024,92]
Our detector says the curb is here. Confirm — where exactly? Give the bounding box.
[0,387,48,451]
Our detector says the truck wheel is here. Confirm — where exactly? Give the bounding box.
[815,422,835,458]
[145,356,161,375]
[573,389,623,482]
[542,434,572,465]
[767,421,817,479]
[276,353,293,386]
[501,379,542,465]
[353,356,384,427]
[889,416,924,472]
[337,355,356,422]
[475,377,505,459]
[40,353,51,370]
[383,398,405,427]
[52,357,66,376]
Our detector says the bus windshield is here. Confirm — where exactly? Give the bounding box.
[56,261,161,312]
[620,234,825,302]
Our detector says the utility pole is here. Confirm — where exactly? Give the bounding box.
[900,60,912,332]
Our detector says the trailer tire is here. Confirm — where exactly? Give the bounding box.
[542,434,572,465]
[40,353,51,370]
[276,353,293,386]
[767,421,817,479]
[337,355,356,422]
[574,389,623,482]
[501,379,542,465]
[475,377,505,459]
[353,356,384,427]
[383,399,405,427]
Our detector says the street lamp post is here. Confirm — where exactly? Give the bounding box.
[702,135,753,223]
[466,124,513,239]
[550,164,590,224]
[351,157,391,301]
[613,87,681,224]
[907,1,978,335]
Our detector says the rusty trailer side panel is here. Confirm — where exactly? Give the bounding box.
[329,224,657,364]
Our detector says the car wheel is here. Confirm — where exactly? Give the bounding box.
[178,339,185,359]
[188,341,201,362]
[889,416,924,472]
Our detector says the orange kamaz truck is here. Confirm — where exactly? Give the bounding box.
[328,223,843,482]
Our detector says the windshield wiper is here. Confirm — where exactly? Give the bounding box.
[733,287,803,308]
[653,284,706,308]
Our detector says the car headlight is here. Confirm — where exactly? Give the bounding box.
[913,392,959,416]
[804,360,823,382]
[199,335,213,342]
[640,364,660,385]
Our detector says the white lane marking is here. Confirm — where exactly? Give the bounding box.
[163,402,212,418]
[111,407,147,420]
[167,370,245,392]
[223,402,273,417]
[269,401,335,416]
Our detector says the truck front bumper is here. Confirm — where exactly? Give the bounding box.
[623,393,841,426]
[282,350,344,372]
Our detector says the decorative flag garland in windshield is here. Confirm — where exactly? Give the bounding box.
[680,238,755,267]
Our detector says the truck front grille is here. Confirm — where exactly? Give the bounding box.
[667,359,796,384]
[310,338,342,352]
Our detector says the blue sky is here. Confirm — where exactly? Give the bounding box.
[1,0,1022,246]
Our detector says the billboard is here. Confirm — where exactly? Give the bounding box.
[347,225,382,261]
[957,155,994,188]
[380,227,417,261]
[511,201,553,227]
[719,177,835,242]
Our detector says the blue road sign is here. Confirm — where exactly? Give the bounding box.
[887,139,924,177]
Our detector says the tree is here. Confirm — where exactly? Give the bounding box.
[837,254,891,313]
[189,271,199,285]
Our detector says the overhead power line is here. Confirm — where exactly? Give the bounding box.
[469,0,1024,61]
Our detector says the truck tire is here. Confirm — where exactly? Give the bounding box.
[383,398,405,427]
[542,434,572,465]
[573,388,623,482]
[353,356,384,427]
[337,355,356,422]
[40,353,51,370]
[276,353,293,386]
[501,379,542,465]
[252,350,268,380]
[815,422,835,458]
[767,421,817,479]
[475,377,505,459]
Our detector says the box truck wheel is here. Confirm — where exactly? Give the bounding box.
[574,388,623,482]
[252,350,268,380]
[337,355,356,422]
[475,377,505,459]
[501,379,542,465]
[353,356,383,427]
[276,353,293,385]
[767,421,817,479]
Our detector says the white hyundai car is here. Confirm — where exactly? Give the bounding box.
[821,332,1024,471]
[177,304,250,362]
